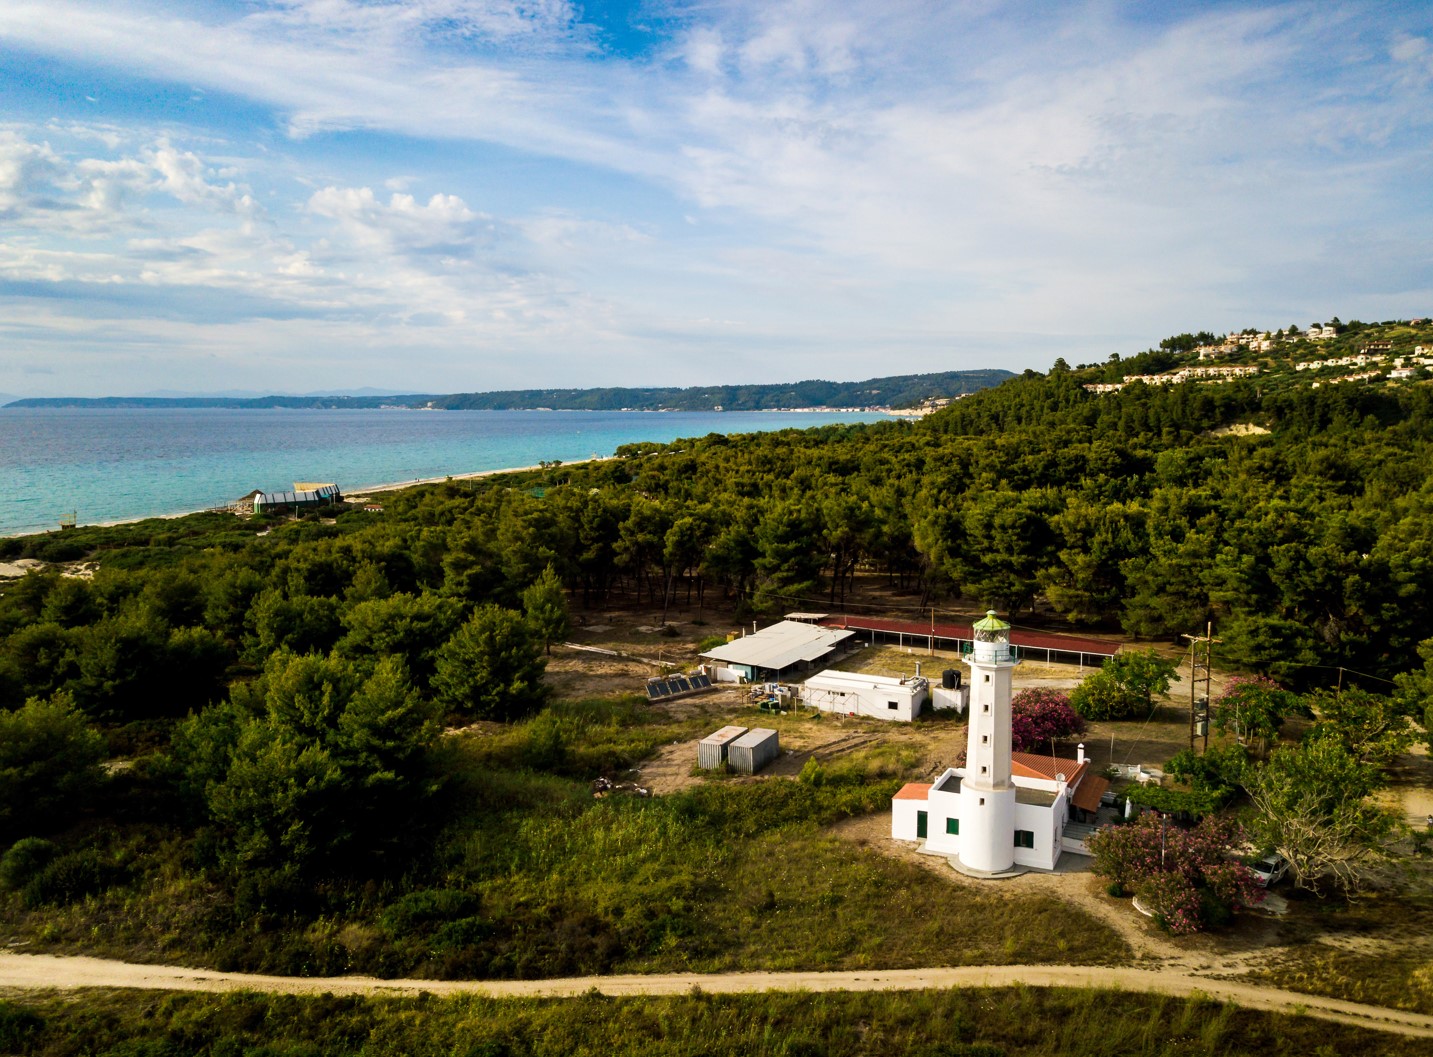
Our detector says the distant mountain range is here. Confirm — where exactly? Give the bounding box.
[3,370,1016,412]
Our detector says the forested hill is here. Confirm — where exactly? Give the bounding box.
[2,369,1013,411]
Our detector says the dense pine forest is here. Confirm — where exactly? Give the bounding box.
[2,320,1432,1004]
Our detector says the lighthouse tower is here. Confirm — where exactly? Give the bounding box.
[958,611,1018,873]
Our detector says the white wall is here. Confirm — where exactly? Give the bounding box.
[804,680,924,721]
[1011,784,1067,871]
[922,780,963,855]
[891,797,927,841]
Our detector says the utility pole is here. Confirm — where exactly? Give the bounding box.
[1181,622,1220,753]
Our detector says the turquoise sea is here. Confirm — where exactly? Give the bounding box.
[0,407,894,537]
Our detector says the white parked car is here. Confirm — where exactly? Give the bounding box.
[1250,854,1289,887]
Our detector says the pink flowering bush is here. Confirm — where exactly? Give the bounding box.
[1088,814,1263,934]
[1010,688,1085,753]
[1135,871,1204,935]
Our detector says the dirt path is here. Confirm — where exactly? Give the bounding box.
[2,952,1430,1038]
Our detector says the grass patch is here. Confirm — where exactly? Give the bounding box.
[1,985,1426,1057]
[1240,886,1433,1015]
[0,695,1124,980]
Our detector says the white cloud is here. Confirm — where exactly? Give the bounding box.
[307,186,494,256]
[0,131,63,212]
[2,0,1433,396]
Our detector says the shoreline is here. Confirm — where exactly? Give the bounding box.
[345,455,616,498]
[2,408,895,540]
[2,457,610,541]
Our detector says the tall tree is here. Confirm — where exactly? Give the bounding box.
[432,604,547,722]
[521,565,571,655]
[1247,734,1398,892]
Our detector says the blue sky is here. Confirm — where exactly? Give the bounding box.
[1,0,1431,397]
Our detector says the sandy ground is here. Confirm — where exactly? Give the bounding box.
[1,952,1429,1038]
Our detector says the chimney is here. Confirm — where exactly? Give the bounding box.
[1077,743,1086,764]
[915,661,922,676]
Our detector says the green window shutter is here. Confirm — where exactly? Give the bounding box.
[916,811,928,839]
[946,817,959,835]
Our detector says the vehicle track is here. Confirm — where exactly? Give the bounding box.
[2,952,1431,1038]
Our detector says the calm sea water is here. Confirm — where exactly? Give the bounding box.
[0,407,893,537]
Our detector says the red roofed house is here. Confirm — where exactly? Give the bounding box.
[890,613,1108,873]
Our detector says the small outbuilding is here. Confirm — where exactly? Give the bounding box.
[802,669,929,721]
[699,620,855,682]
[697,725,749,770]
[253,482,342,514]
[728,728,779,774]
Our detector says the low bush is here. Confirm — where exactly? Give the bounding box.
[21,847,126,908]
[0,837,58,891]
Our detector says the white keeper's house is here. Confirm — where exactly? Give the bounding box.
[890,612,1108,874]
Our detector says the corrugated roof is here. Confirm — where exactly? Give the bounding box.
[818,616,1119,658]
[804,669,921,691]
[255,482,341,506]
[700,620,854,671]
[893,783,932,801]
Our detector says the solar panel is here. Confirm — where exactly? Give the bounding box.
[646,684,664,700]
[692,674,710,689]
[673,677,692,692]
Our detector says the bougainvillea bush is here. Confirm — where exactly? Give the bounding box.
[1087,814,1263,935]
[1009,688,1085,754]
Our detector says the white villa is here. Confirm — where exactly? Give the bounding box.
[890,612,1108,874]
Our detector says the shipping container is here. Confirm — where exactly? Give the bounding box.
[728,727,779,774]
[697,725,749,770]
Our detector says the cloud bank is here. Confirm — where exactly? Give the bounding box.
[0,0,1430,395]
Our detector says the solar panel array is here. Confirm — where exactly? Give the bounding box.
[646,673,713,700]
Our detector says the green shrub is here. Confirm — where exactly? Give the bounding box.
[0,837,58,891]
[21,847,123,908]
[0,1001,44,1051]
[380,888,480,934]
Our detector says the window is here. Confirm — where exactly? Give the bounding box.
[983,704,990,713]
[980,765,988,775]
[1014,830,1035,849]
[979,797,985,806]
[888,700,898,710]
[946,818,959,835]
[983,674,990,683]
[981,734,989,744]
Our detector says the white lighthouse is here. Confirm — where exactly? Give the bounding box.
[956,610,1018,872]
[889,610,1109,873]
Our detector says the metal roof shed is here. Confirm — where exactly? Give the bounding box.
[697,725,749,770]
[699,621,854,679]
[728,728,779,774]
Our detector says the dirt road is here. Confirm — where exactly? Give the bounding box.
[2,952,1431,1039]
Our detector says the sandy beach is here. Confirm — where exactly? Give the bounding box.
[3,458,608,541]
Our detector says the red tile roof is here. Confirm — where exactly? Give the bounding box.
[1011,752,1088,786]
[818,616,1119,657]
[1072,774,1110,814]
[893,782,933,801]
